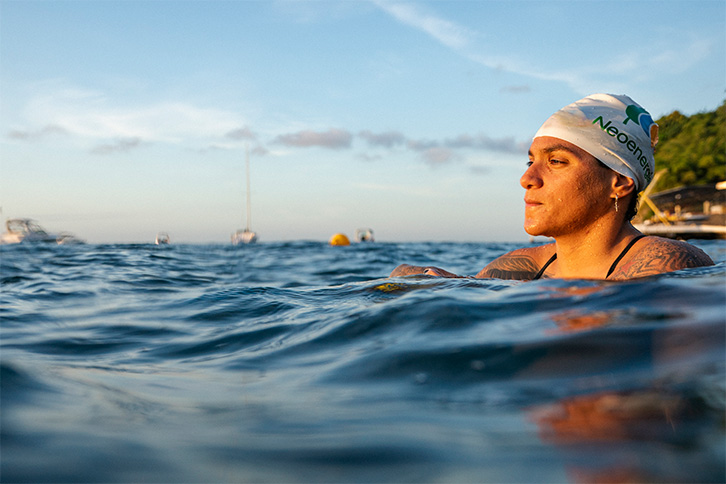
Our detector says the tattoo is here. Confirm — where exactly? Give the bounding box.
[479,255,541,280]
[612,240,714,279]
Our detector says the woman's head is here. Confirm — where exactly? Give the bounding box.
[522,136,636,237]
[533,94,659,192]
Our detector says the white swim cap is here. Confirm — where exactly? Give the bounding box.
[533,93,659,191]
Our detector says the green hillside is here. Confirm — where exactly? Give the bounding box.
[651,100,725,191]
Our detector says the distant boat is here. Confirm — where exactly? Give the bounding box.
[56,232,85,245]
[231,229,257,245]
[155,232,170,245]
[0,218,85,245]
[634,181,726,240]
[232,147,258,245]
[355,228,375,242]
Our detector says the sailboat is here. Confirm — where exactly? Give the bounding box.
[231,146,258,244]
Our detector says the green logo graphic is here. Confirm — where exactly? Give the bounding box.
[624,104,655,137]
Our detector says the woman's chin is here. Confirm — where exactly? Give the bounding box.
[524,224,546,237]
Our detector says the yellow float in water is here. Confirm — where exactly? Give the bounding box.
[329,233,350,246]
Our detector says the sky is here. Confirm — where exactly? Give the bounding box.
[1,0,724,243]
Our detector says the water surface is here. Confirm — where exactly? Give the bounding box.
[2,241,724,482]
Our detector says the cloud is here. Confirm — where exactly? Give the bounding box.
[250,145,270,157]
[406,138,439,151]
[355,129,527,165]
[372,0,472,49]
[10,82,526,165]
[359,129,406,148]
[444,133,527,154]
[18,85,246,147]
[421,146,458,165]
[372,1,717,96]
[225,126,257,141]
[371,1,575,91]
[274,128,353,149]
[500,85,531,94]
[356,152,384,162]
[7,124,68,140]
[90,137,143,155]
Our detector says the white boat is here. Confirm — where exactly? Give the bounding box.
[0,218,84,245]
[231,229,257,245]
[56,232,85,245]
[355,228,375,242]
[634,182,726,240]
[231,147,258,245]
[155,232,170,245]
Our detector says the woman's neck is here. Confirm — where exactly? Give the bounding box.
[553,222,640,279]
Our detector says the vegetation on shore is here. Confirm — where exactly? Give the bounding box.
[652,100,725,191]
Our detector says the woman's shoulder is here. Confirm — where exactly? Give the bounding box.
[475,243,556,280]
[610,236,714,279]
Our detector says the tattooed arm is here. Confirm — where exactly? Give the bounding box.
[473,254,540,280]
[609,237,714,280]
[474,244,556,280]
[389,258,540,280]
[390,245,555,280]
[389,264,462,278]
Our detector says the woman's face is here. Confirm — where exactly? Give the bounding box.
[521,136,616,238]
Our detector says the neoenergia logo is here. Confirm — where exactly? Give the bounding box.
[592,108,655,184]
[624,104,657,139]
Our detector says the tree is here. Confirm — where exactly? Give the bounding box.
[652,100,725,191]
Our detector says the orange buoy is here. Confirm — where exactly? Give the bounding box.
[329,233,350,246]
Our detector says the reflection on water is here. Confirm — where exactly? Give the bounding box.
[531,295,725,483]
[531,388,719,483]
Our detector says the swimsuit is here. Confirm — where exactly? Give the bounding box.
[532,235,647,280]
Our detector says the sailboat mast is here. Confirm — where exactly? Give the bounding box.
[245,146,252,232]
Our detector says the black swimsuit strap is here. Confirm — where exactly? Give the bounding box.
[606,235,646,278]
[532,253,557,280]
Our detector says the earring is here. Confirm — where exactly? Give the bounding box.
[614,194,619,213]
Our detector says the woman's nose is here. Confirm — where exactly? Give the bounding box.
[520,162,542,189]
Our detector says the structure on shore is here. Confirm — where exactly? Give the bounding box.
[634,179,726,240]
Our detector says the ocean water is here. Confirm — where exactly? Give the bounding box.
[1,240,724,483]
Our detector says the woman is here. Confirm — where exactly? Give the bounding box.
[390,94,713,280]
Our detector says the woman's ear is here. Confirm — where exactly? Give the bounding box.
[612,174,636,198]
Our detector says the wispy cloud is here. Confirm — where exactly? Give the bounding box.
[500,85,531,94]
[372,0,472,49]
[444,133,526,154]
[406,138,438,152]
[358,129,525,165]
[371,0,718,95]
[225,126,257,141]
[370,2,571,89]
[371,1,568,88]
[359,129,406,148]
[250,145,270,157]
[356,152,384,162]
[91,137,143,155]
[12,84,246,153]
[421,147,459,165]
[8,83,526,165]
[7,124,68,140]
[273,128,353,149]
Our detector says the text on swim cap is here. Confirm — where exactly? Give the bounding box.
[592,116,653,184]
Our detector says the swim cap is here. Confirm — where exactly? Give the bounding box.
[533,93,659,190]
